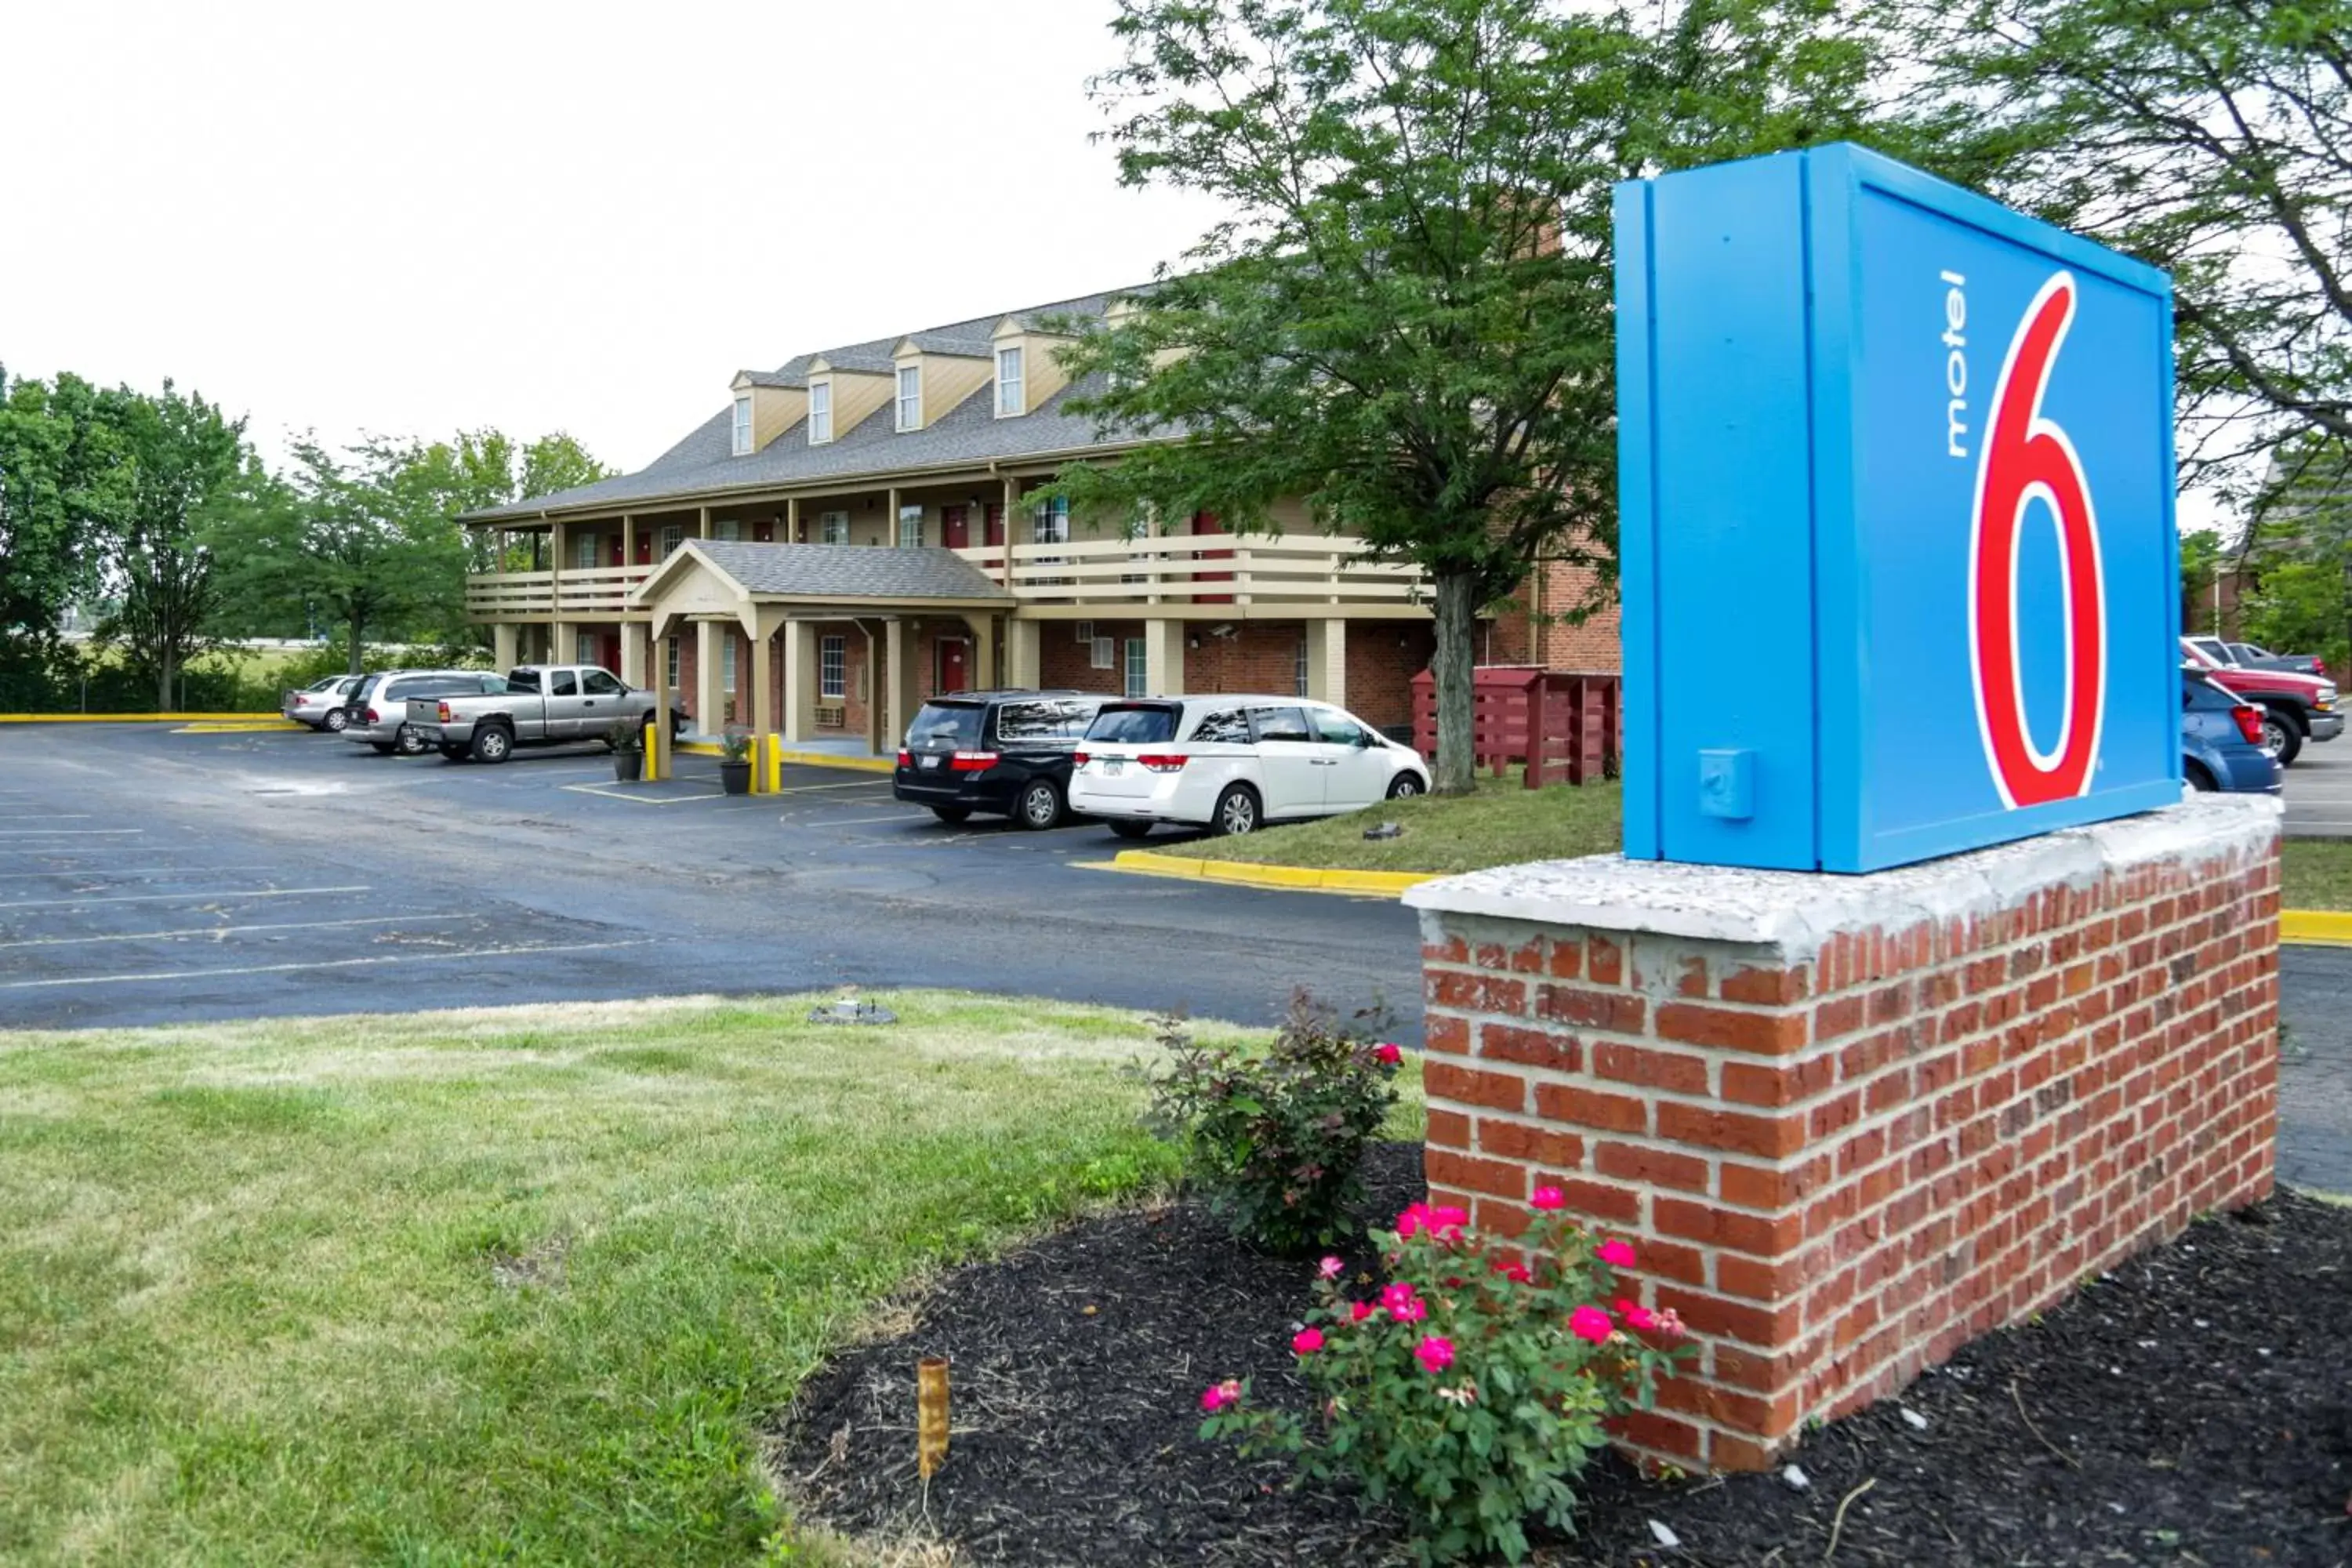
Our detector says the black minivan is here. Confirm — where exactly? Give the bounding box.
[893,690,1106,828]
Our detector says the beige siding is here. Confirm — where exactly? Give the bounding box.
[750,387,805,449]
[810,368,895,440]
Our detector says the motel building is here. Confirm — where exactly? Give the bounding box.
[459,288,1620,758]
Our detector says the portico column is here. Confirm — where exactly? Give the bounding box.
[1305,619,1347,706]
[1144,618,1186,698]
[783,620,817,742]
[493,622,520,671]
[1005,618,1040,688]
[619,620,645,686]
[647,619,673,782]
[750,614,778,793]
[963,613,996,688]
[883,617,915,755]
[695,620,725,734]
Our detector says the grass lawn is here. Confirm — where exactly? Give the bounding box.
[2283,838,2352,909]
[0,992,1418,1564]
[1181,776,1621,874]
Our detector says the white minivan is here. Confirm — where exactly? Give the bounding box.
[1069,695,1431,838]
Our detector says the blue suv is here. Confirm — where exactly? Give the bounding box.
[2183,669,2281,794]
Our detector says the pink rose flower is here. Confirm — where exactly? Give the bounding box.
[1350,1300,1374,1323]
[1530,1185,1565,1211]
[1380,1281,1417,1312]
[1490,1257,1533,1285]
[1596,1237,1637,1269]
[1391,1295,1428,1324]
[1428,1204,1469,1237]
[1570,1305,1614,1344]
[1414,1334,1456,1374]
[1374,1042,1403,1065]
[1293,1327,1325,1356]
[1318,1255,1345,1279]
[1395,1202,1432,1239]
[1200,1378,1242,1412]
[1615,1296,1657,1332]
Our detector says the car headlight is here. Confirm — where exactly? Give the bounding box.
[2321,685,2339,706]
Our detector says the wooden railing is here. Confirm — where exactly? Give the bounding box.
[952,535,1425,606]
[464,564,651,620]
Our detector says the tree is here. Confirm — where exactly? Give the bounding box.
[0,370,129,673]
[1056,0,1887,792]
[94,381,247,710]
[1894,0,2352,486]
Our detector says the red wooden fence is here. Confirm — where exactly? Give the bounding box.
[1410,666,1622,787]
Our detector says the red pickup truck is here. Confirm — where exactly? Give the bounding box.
[2180,638,2341,765]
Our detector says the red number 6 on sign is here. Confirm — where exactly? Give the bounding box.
[1968,272,2106,808]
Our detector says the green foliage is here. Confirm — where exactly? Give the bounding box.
[2180,528,2225,637]
[1056,0,1890,789]
[1203,1201,1693,1564]
[605,715,647,753]
[0,369,125,670]
[2241,559,2350,673]
[719,722,755,763]
[1142,992,1401,1254]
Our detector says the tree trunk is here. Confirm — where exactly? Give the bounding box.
[1430,571,1480,796]
[155,654,173,714]
[347,616,365,677]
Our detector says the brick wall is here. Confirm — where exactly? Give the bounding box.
[1404,798,2281,1472]
[1042,619,1138,695]
[1184,622,1308,700]
[1487,559,1623,671]
[1347,622,1437,730]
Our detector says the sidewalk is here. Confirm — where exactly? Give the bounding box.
[2280,946,2352,1196]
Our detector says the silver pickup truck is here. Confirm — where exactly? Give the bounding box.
[407,664,682,764]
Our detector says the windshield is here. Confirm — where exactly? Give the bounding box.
[1087,703,1180,744]
[907,702,983,747]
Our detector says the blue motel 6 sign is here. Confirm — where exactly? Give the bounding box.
[1614,143,2183,873]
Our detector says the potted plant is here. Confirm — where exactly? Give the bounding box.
[719,723,755,795]
[605,717,645,782]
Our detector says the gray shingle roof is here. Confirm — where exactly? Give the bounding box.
[466,286,1149,524]
[681,540,1012,602]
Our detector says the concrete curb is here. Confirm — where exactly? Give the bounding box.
[1109,849,1434,897]
[2281,909,2352,946]
[0,713,281,724]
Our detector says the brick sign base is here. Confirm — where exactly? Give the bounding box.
[1403,797,2281,1470]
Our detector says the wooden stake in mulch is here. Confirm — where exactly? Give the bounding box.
[917,1356,951,1479]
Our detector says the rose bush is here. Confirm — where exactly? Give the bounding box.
[1200,1197,1692,1565]
[1141,991,1402,1254]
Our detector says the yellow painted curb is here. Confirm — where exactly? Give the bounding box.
[776,749,893,774]
[0,712,281,724]
[2281,909,2352,946]
[171,720,307,734]
[1109,849,1436,897]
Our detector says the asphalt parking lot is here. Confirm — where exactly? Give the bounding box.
[0,724,1425,1034]
[2282,731,2352,837]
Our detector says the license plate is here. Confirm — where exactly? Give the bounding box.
[1103,759,1123,775]
[920,754,942,769]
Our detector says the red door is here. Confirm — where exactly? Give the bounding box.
[635,533,652,565]
[1194,510,1234,603]
[942,506,971,550]
[984,504,1005,546]
[937,639,971,694]
[608,535,623,567]
[600,633,621,673]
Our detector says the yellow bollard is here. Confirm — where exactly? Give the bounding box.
[767,732,782,794]
[642,720,659,782]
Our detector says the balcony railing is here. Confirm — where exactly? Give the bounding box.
[464,564,650,621]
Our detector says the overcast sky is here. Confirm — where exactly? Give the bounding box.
[2,0,1226,473]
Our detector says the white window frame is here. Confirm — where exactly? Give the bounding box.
[995,346,1024,417]
[573,531,599,571]
[1091,636,1115,670]
[897,505,924,550]
[1075,620,1094,644]
[1123,637,1148,699]
[731,394,753,456]
[819,634,847,700]
[895,365,922,431]
[665,636,680,690]
[818,510,850,546]
[722,636,738,695]
[660,524,684,557]
[711,519,741,543]
[1295,637,1311,697]
[808,379,833,444]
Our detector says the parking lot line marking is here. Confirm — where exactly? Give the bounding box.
[0,815,92,822]
[0,863,281,882]
[0,829,145,837]
[0,884,369,911]
[0,913,471,951]
[558,784,727,804]
[0,938,655,991]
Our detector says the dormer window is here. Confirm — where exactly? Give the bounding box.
[731,394,753,456]
[995,347,1024,417]
[895,365,922,431]
[808,379,833,444]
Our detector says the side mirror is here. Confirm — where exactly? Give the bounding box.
[1356,730,1378,747]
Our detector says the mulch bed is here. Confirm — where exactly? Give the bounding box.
[775,1145,2352,1566]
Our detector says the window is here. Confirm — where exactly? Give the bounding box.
[909,702,985,746]
[1295,637,1311,697]
[1085,702,1180,744]
[1030,495,1069,544]
[819,635,847,700]
[1123,637,1148,699]
[895,365,922,431]
[722,637,738,694]
[1314,710,1370,746]
[731,394,753,456]
[666,636,680,689]
[583,670,625,696]
[898,505,924,550]
[1248,706,1313,742]
[1189,707,1252,744]
[550,670,579,697]
[1091,636,1115,670]
[818,510,850,546]
[1075,620,1094,644]
[995,346,1024,416]
[996,698,1100,744]
[575,630,597,664]
[573,532,599,570]
[712,519,741,543]
[660,524,683,557]
[808,379,833,443]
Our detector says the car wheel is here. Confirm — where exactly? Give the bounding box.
[2183,760,2216,792]
[931,806,972,824]
[1016,779,1064,830]
[369,741,396,755]
[1109,820,1153,840]
[393,724,430,757]
[1210,783,1261,837]
[1386,771,1426,800]
[470,725,514,764]
[322,708,350,733]
[2261,709,2304,767]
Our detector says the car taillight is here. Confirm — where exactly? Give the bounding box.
[2232,705,2264,746]
[948,750,999,772]
[1072,751,1090,766]
[437,702,452,722]
[365,707,380,723]
[1136,753,1188,772]
[895,749,912,768]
